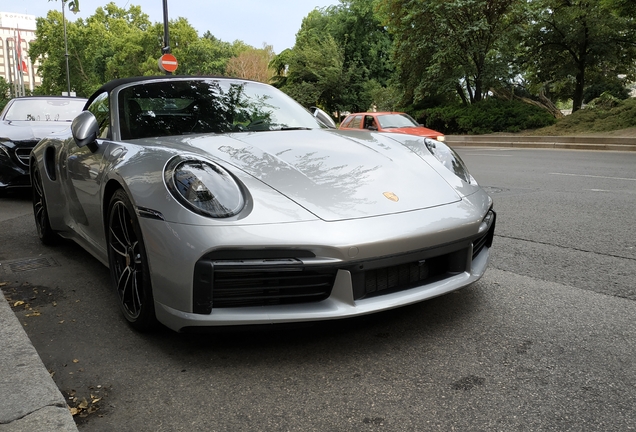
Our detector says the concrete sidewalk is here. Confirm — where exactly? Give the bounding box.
[0,294,78,431]
[446,134,636,151]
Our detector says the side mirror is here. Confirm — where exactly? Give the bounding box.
[71,111,99,151]
[367,126,378,131]
[310,106,336,129]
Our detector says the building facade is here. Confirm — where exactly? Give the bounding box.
[0,12,41,96]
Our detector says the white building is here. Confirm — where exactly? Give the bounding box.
[0,12,41,95]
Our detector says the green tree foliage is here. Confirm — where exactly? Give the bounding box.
[178,32,245,76]
[378,0,525,107]
[521,0,636,112]
[0,77,11,111]
[271,0,396,114]
[29,3,250,97]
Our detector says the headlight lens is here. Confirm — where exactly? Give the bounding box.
[424,138,472,183]
[0,142,11,159]
[165,157,245,218]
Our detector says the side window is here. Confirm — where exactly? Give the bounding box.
[349,115,363,129]
[340,116,353,128]
[87,92,110,139]
[364,115,377,129]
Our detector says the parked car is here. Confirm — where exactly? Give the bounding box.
[0,96,86,194]
[339,111,445,141]
[31,76,495,332]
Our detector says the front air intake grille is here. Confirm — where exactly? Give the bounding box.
[213,268,336,308]
[352,250,468,300]
[193,258,337,312]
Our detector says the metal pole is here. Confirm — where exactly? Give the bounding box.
[62,1,71,96]
[162,0,171,75]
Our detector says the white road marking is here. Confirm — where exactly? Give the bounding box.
[466,154,512,157]
[550,173,636,182]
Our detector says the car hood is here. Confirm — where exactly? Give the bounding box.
[155,130,462,222]
[0,120,72,142]
[382,126,442,138]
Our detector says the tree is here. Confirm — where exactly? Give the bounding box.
[272,1,397,113]
[0,77,11,111]
[226,45,275,83]
[522,0,636,112]
[178,32,243,76]
[28,4,204,96]
[378,0,526,106]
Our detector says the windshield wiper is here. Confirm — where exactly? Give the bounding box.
[278,127,313,131]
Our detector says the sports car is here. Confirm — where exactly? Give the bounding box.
[30,76,495,332]
[339,111,445,141]
[0,96,86,194]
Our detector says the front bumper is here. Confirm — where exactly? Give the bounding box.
[140,190,495,332]
[0,141,35,190]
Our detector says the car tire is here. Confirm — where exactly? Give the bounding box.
[31,164,58,245]
[107,189,158,331]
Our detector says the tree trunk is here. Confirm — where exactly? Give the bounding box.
[474,75,483,103]
[572,67,585,112]
[455,83,468,105]
[465,76,474,104]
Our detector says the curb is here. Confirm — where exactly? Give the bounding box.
[0,295,78,432]
[446,135,636,152]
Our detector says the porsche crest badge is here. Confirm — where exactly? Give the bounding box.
[383,192,399,202]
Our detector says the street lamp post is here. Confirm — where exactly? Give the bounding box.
[61,0,71,96]
[162,0,172,75]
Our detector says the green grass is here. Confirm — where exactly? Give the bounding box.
[526,97,636,136]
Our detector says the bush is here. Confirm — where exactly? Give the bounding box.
[420,99,556,135]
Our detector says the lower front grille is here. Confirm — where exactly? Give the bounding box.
[351,249,469,300]
[193,258,337,312]
[213,268,336,308]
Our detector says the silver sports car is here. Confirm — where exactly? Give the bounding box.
[31,76,495,332]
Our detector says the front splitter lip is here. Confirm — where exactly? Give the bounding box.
[155,245,490,332]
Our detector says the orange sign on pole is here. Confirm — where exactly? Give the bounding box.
[158,53,178,73]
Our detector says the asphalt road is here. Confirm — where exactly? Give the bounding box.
[1,148,635,431]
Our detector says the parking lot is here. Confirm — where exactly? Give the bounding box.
[2,147,636,431]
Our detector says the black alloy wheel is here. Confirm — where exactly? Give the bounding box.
[107,189,158,331]
[31,164,57,245]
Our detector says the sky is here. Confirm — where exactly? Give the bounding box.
[3,0,339,53]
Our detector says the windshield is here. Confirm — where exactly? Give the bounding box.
[377,113,419,129]
[118,79,324,140]
[4,98,86,122]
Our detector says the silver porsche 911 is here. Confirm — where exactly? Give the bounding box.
[30,76,495,332]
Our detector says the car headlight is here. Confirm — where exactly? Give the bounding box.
[424,138,473,184]
[164,157,245,218]
[0,142,11,159]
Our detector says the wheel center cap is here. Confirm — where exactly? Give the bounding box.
[125,247,134,268]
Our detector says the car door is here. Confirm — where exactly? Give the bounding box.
[63,92,113,253]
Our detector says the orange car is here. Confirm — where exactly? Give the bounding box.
[339,112,445,141]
